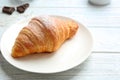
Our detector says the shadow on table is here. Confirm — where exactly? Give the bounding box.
[87,0,110,8]
[0,53,89,80]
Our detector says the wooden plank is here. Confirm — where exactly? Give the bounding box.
[0,0,120,8]
[89,28,120,52]
[0,7,120,28]
[0,53,120,80]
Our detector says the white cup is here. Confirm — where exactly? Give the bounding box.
[89,0,111,6]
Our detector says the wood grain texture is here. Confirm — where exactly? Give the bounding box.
[0,53,120,80]
[89,28,120,52]
[0,0,120,7]
[1,7,120,28]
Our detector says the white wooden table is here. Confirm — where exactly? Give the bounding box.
[0,0,120,80]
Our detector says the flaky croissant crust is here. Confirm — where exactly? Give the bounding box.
[11,16,78,58]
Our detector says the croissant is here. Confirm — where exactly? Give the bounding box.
[11,16,79,58]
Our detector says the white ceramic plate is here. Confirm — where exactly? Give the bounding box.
[0,16,93,73]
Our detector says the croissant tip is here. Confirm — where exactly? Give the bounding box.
[11,53,18,58]
[11,51,24,58]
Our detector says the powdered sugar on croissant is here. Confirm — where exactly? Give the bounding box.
[11,16,79,58]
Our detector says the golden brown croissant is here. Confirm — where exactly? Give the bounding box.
[11,16,79,58]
